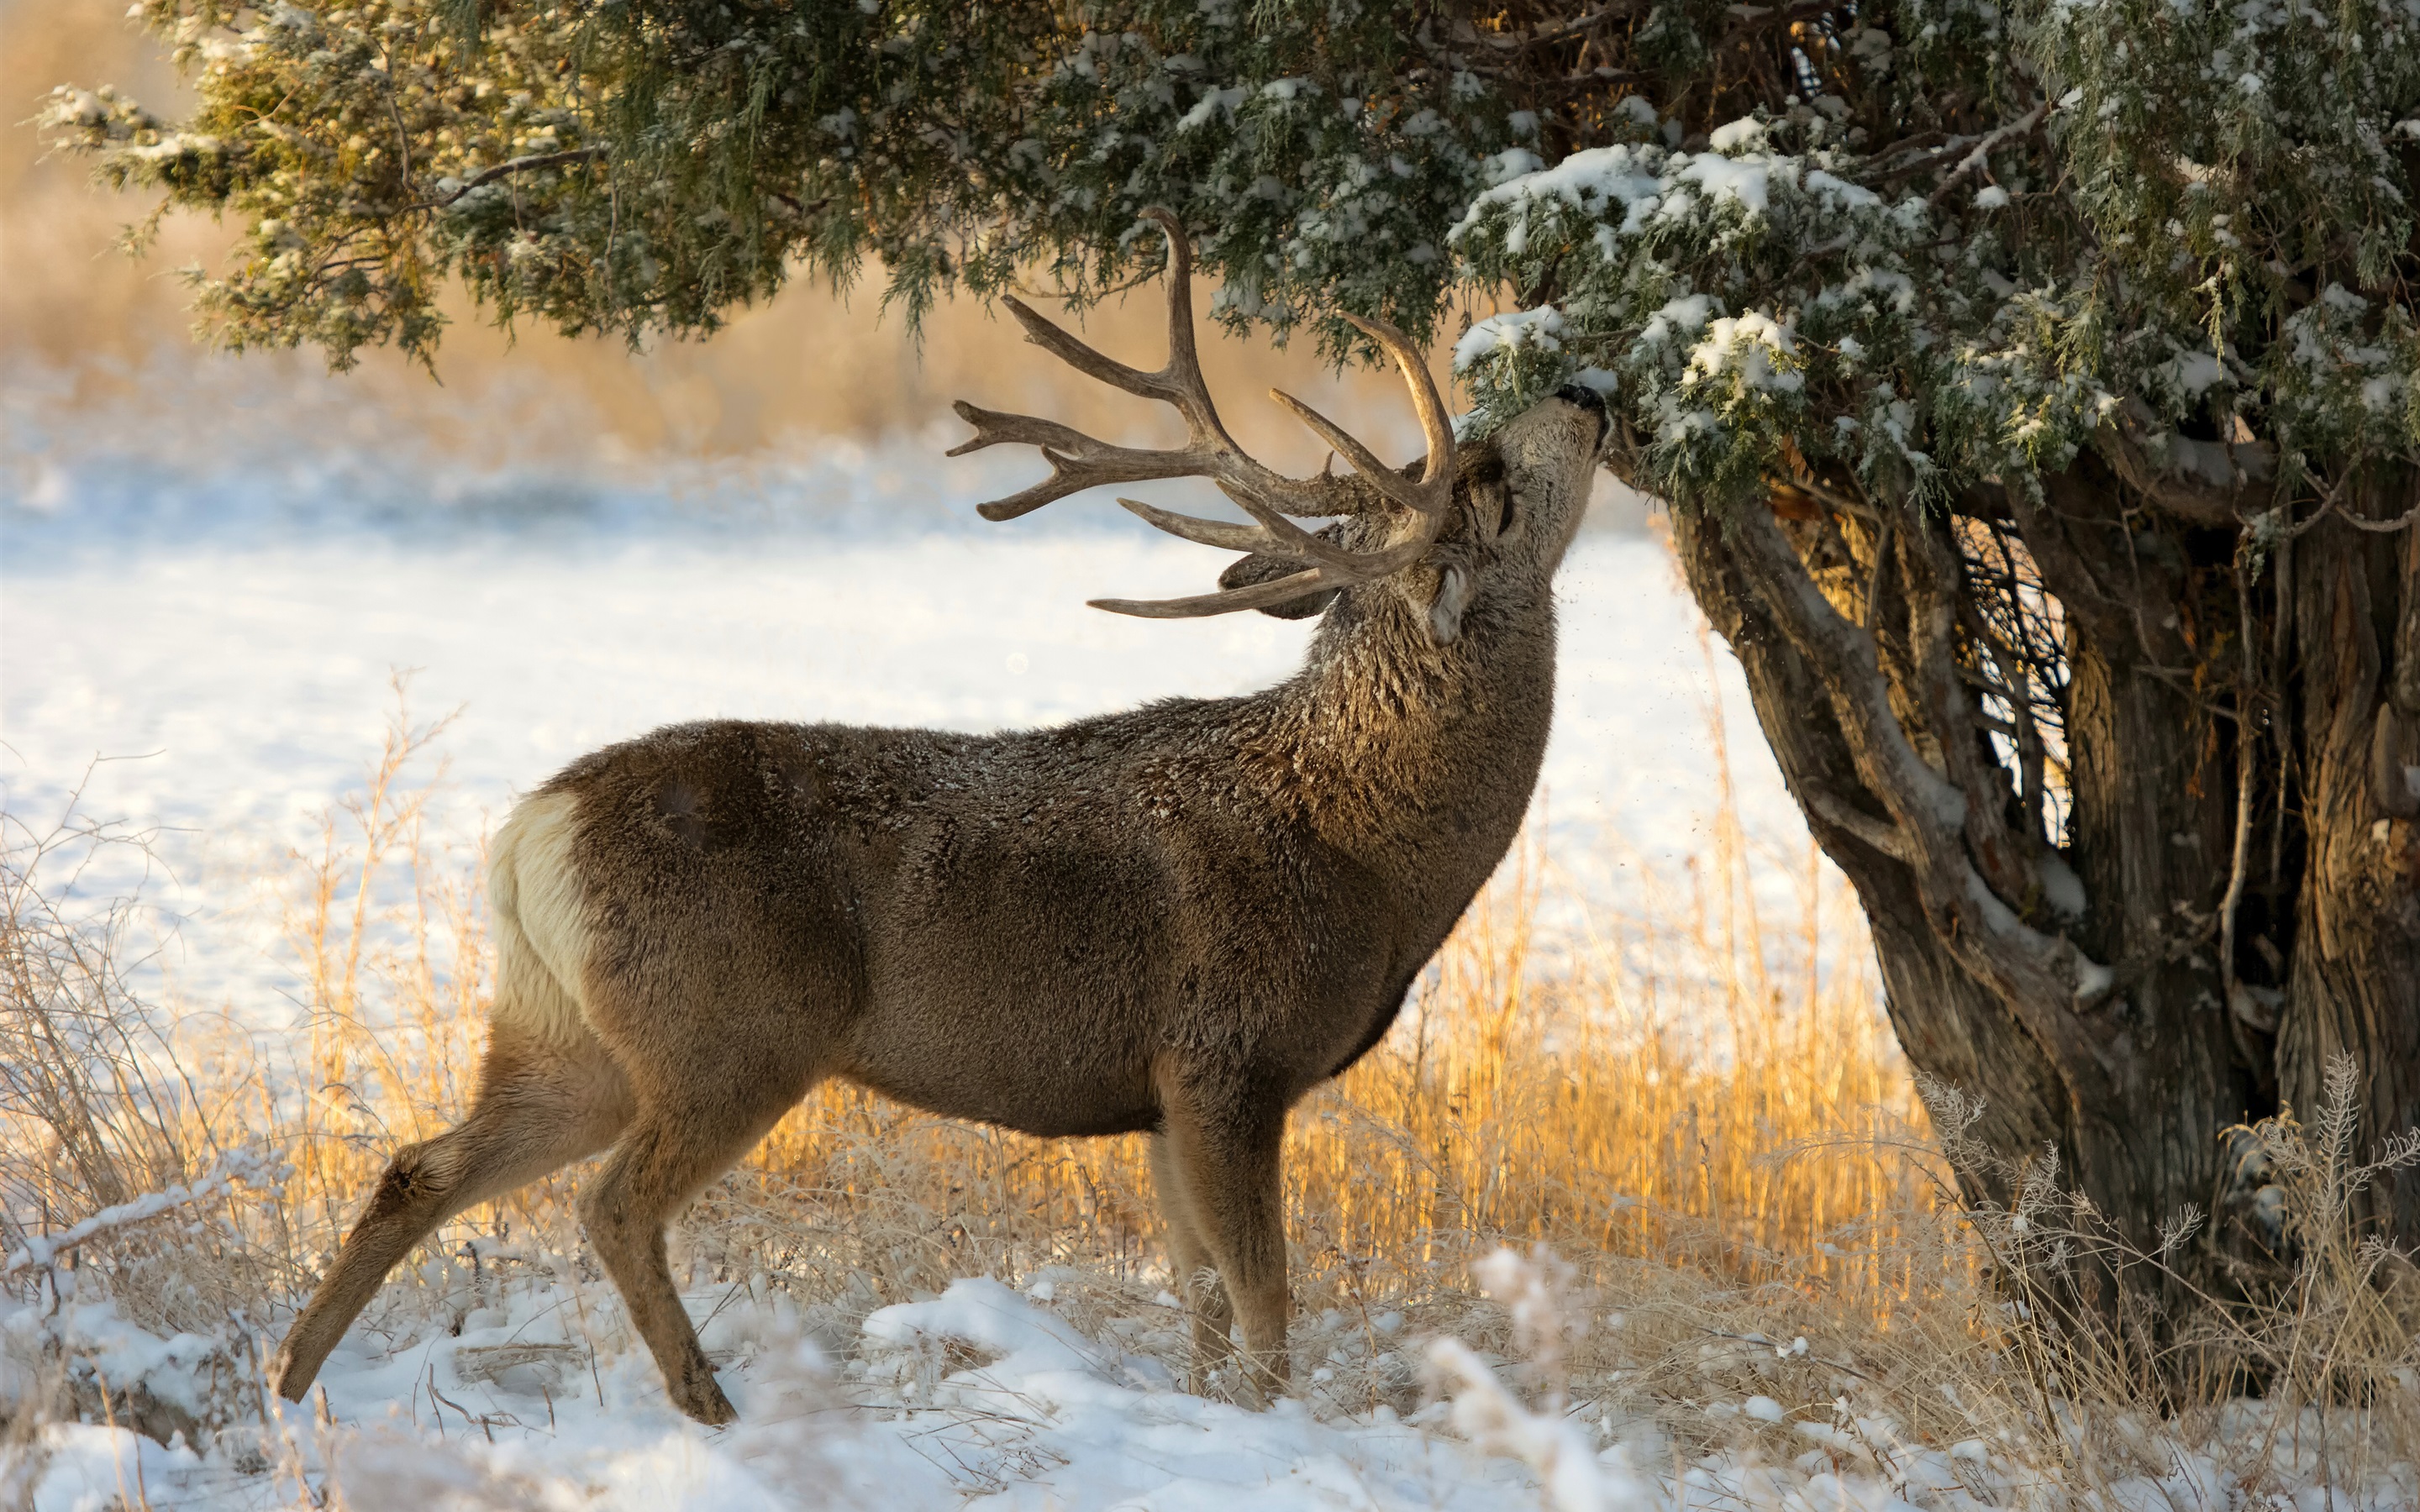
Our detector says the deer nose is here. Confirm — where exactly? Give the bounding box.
[1553,383,1611,444]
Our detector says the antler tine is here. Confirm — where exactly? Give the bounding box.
[1092,566,1339,619]
[1113,498,1272,553]
[1118,495,1383,574]
[990,294,1183,408]
[1339,312,1458,494]
[1137,207,1214,428]
[1267,390,1434,517]
[948,400,1207,522]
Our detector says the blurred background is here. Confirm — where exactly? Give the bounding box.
[3,0,1454,469]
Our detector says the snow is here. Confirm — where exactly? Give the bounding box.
[862,1279,1107,1379]
[1671,151,1773,216]
[1449,305,1565,370]
[1706,118,1768,155]
[0,1278,1616,1511]
[0,1263,1492,1508]
[1686,312,1802,394]
[2036,852,2088,919]
[15,1271,2375,1512]
[2,1151,276,1278]
[1446,142,1667,244]
[0,1275,1774,1510]
[2172,350,2226,396]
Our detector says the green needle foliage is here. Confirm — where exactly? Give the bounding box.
[39,1,2418,507]
[41,2,1521,369]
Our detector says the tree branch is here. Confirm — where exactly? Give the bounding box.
[1461,4,1648,51]
[401,147,607,213]
[1897,510,2037,908]
[1925,101,2048,206]
[2096,397,2277,525]
[1723,501,2120,1089]
[2005,472,2138,652]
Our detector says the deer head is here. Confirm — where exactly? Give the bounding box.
[948,209,1604,648]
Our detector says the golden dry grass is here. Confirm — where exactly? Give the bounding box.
[202,693,1935,1327]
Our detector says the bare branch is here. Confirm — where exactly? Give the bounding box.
[1926,101,2049,207]
[398,147,605,213]
[1461,4,1647,52]
[1801,782,1914,861]
[1723,501,2119,1089]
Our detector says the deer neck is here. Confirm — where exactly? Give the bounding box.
[1261,583,1555,891]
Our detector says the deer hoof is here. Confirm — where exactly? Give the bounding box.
[267,1341,311,1403]
[669,1359,738,1425]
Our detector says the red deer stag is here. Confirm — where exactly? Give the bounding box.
[269,211,1609,1423]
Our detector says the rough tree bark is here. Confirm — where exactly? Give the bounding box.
[1620,413,2420,1284]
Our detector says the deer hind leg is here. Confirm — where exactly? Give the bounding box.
[576,1063,809,1426]
[1148,1130,1235,1384]
[1156,1069,1291,1405]
[271,1024,629,1404]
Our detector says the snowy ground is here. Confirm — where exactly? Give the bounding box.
[5,1265,1988,1512]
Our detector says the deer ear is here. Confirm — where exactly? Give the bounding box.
[1218,551,1339,619]
[1425,561,1473,645]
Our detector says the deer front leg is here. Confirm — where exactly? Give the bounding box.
[1155,1070,1291,1404]
[1148,1130,1234,1385]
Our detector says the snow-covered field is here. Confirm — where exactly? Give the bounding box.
[3,417,1808,1021]
[3,1259,2042,1512]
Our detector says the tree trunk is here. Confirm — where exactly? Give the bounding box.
[1651,443,2419,1287]
[2278,495,2420,1237]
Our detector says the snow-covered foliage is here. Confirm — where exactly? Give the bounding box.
[40,2,1522,367]
[1450,16,2420,509]
[43,1,2418,507]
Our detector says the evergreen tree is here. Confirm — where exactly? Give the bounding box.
[48,0,2420,1294]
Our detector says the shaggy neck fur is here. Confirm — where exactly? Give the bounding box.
[1244,545,1560,898]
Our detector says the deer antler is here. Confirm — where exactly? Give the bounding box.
[950,208,1458,619]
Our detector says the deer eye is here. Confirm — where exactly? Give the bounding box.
[1497,488,1518,538]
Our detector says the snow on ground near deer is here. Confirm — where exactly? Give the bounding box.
[12,1253,2300,1512]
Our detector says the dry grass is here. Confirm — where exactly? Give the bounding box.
[5,701,2416,1505]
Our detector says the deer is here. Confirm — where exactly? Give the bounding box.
[266,210,1609,1425]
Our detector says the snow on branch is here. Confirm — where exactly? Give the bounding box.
[3,1147,283,1279]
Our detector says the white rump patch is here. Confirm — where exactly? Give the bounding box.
[488,790,597,1049]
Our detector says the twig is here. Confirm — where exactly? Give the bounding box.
[1861,517,1896,631]
[1928,101,2048,206]
[399,148,606,213]
[2217,540,2257,1021]
[3,1150,270,1278]
[1466,4,1644,51]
